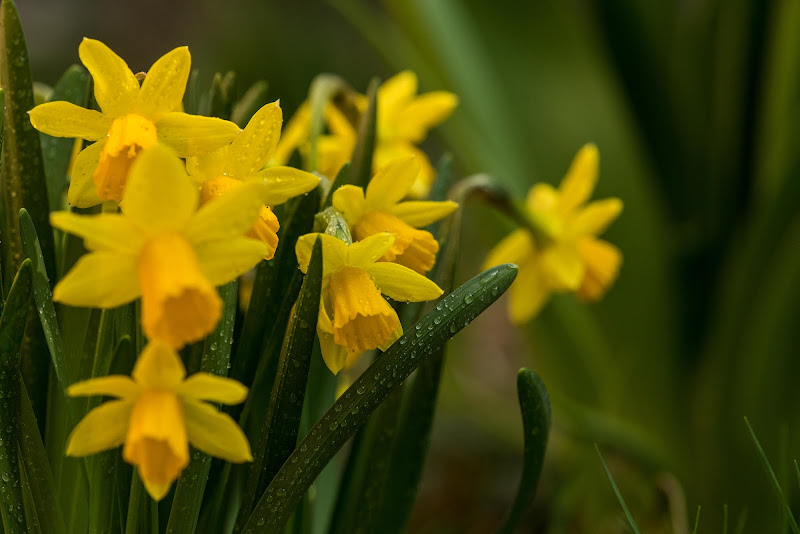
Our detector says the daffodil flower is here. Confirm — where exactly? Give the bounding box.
[484,144,623,323]
[66,341,252,501]
[274,71,458,198]
[295,232,443,374]
[50,145,270,348]
[29,38,240,207]
[332,157,457,274]
[187,101,319,259]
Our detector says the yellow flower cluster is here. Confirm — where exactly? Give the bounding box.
[30,39,319,499]
[484,144,623,323]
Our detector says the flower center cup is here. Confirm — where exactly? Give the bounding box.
[95,114,158,202]
[354,211,438,274]
[138,233,222,348]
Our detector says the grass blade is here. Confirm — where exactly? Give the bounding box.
[231,81,270,127]
[744,417,800,534]
[595,444,642,534]
[241,263,518,533]
[495,369,551,534]
[345,78,378,189]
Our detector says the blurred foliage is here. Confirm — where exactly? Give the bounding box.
[19,0,800,531]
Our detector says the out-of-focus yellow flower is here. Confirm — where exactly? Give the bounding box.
[273,71,457,198]
[484,144,623,324]
[332,157,457,274]
[50,145,270,348]
[29,38,240,207]
[66,341,252,501]
[295,232,443,374]
[187,101,319,260]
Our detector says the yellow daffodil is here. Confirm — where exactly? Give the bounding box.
[484,144,623,324]
[332,157,457,274]
[187,101,319,259]
[273,71,458,197]
[66,341,252,501]
[50,145,270,348]
[29,38,240,207]
[295,232,443,374]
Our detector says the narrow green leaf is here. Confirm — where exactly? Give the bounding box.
[595,444,642,534]
[691,506,701,534]
[241,263,518,533]
[166,280,239,534]
[40,65,90,214]
[0,259,32,531]
[723,504,729,534]
[17,371,67,534]
[231,81,270,128]
[183,69,200,115]
[744,417,800,534]
[345,78,378,189]
[320,162,351,209]
[0,0,56,293]
[19,209,72,397]
[237,237,322,530]
[495,369,551,534]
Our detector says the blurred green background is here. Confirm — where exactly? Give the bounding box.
[20,0,800,531]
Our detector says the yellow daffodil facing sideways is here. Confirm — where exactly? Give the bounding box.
[50,145,270,348]
[29,38,240,207]
[66,341,252,501]
[273,71,458,198]
[187,101,319,259]
[332,157,458,274]
[295,232,443,374]
[484,144,623,324]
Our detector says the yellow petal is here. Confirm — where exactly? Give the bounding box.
[226,101,282,177]
[317,325,348,375]
[316,134,353,179]
[347,233,395,268]
[247,206,280,260]
[67,375,140,399]
[123,390,189,501]
[132,341,186,388]
[184,180,269,245]
[388,200,458,228]
[352,211,438,274]
[526,183,560,213]
[68,141,105,208]
[395,91,458,143]
[508,262,550,324]
[570,198,622,237]
[539,243,584,292]
[138,46,191,119]
[29,101,111,140]
[178,373,248,404]
[365,262,443,302]
[138,235,222,349]
[379,70,417,121]
[195,237,268,287]
[372,142,433,199]
[66,399,133,456]
[255,166,320,206]
[296,233,347,276]
[53,251,140,308]
[50,211,143,254]
[183,397,253,462]
[331,185,366,225]
[155,112,240,157]
[186,147,227,183]
[365,157,419,209]
[577,238,622,302]
[483,229,533,271]
[121,144,198,233]
[558,143,599,214]
[78,38,139,116]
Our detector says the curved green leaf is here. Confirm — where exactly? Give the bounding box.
[346,78,378,189]
[495,369,551,534]
[241,263,518,533]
